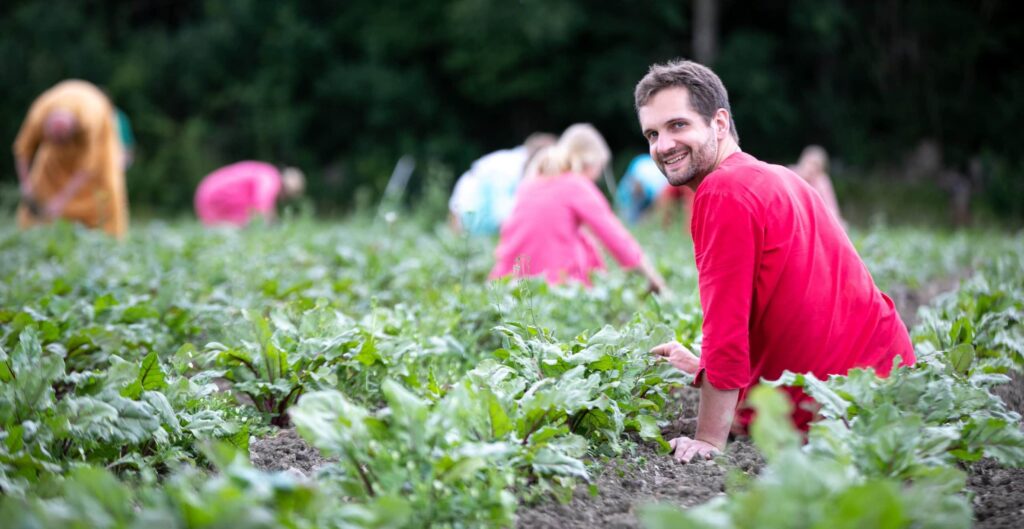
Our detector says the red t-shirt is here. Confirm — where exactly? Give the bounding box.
[690,152,914,428]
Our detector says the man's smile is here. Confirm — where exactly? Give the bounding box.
[662,151,688,169]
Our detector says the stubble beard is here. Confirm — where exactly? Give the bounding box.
[663,132,718,188]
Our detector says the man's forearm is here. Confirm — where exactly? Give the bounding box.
[695,381,740,449]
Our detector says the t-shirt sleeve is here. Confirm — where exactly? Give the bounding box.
[570,178,643,268]
[691,190,759,390]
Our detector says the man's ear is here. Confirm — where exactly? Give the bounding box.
[714,109,730,139]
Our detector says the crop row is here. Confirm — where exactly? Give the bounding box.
[0,220,1021,528]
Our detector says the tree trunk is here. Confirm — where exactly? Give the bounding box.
[693,0,719,65]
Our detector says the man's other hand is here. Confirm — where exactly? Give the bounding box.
[668,436,722,463]
[650,341,700,374]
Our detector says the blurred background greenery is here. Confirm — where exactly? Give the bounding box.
[1,0,1021,227]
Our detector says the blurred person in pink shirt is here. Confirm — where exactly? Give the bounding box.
[793,145,842,222]
[489,124,667,293]
[194,161,305,226]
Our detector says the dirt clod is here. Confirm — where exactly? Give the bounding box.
[249,428,334,477]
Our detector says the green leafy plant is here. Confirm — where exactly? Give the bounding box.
[0,444,323,529]
[640,386,973,529]
[291,380,517,527]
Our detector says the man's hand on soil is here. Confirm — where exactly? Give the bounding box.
[668,436,721,463]
[650,341,699,374]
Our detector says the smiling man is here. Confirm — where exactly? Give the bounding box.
[636,60,914,463]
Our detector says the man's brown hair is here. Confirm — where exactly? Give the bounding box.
[634,59,739,143]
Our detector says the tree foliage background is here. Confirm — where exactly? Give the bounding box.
[1,0,1021,220]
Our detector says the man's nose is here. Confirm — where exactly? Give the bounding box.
[654,133,673,154]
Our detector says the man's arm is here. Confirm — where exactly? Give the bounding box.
[669,189,760,463]
[695,381,740,450]
[652,341,739,462]
[666,380,739,463]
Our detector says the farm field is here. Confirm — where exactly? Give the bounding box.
[1,218,1022,528]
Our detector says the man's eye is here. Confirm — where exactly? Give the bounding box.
[672,122,686,129]
[646,132,658,143]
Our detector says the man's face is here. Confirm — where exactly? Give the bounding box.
[638,87,719,188]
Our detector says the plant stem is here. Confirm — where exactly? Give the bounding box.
[521,411,550,446]
[569,409,591,433]
[229,353,259,377]
[345,447,376,497]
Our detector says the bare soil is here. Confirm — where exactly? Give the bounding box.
[513,372,1024,529]
[514,386,765,529]
[969,369,1024,529]
[247,273,1022,528]
[246,376,1023,529]
[514,439,761,529]
[249,428,333,478]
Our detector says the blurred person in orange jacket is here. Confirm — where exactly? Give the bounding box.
[14,80,128,238]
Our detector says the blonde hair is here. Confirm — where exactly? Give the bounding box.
[535,123,611,178]
[281,166,306,198]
